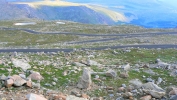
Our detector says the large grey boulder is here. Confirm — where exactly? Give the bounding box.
[142,82,165,98]
[77,68,92,89]
[12,58,31,71]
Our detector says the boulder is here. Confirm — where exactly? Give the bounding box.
[143,89,165,99]
[12,58,31,71]
[77,68,92,89]
[28,72,43,81]
[142,82,165,98]
[142,82,164,91]
[26,93,47,100]
[10,75,26,87]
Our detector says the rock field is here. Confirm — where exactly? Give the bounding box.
[0,48,177,100]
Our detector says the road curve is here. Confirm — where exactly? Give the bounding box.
[0,44,177,53]
[1,27,177,37]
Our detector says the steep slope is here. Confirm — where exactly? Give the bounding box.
[35,6,115,24]
[11,0,128,23]
[0,0,28,20]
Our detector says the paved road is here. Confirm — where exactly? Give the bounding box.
[1,27,177,37]
[0,44,177,53]
[1,27,177,44]
[1,27,177,53]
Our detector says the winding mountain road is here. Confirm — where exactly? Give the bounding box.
[1,27,177,52]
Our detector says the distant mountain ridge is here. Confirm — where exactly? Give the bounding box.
[0,0,117,24]
[1,0,177,28]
